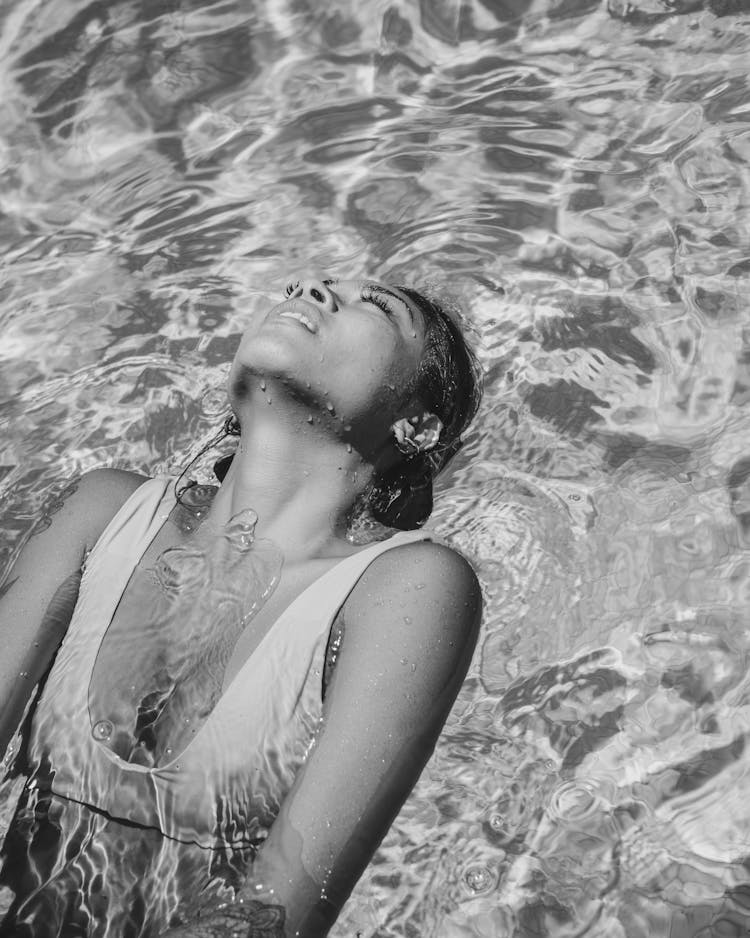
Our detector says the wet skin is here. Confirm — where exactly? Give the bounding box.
[229,278,429,464]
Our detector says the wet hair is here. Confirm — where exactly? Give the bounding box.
[366,287,482,530]
[213,287,482,530]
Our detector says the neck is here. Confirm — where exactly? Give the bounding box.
[207,395,374,560]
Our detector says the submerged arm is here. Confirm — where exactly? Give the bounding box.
[0,469,145,760]
[168,539,482,938]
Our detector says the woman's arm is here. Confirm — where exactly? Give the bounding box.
[0,468,146,759]
[168,539,482,938]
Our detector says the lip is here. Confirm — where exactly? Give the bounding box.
[273,298,320,334]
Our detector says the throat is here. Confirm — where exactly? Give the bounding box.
[214,425,373,554]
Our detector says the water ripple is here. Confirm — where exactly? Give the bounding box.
[1,1,750,935]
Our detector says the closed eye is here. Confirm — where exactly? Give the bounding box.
[360,283,395,317]
[366,292,394,316]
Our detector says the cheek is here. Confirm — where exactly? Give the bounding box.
[342,327,417,381]
[332,357,413,423]
[340,343,400,392]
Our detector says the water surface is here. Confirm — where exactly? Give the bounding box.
[1,1,750,935]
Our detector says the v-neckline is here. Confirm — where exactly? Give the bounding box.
[89,477,420,774]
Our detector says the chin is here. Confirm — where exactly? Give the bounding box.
[228,354,321,410]
[232,333,305,379]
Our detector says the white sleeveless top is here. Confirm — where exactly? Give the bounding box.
[29,476,431,849]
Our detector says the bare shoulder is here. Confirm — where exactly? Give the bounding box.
[76,467,148,507]
[341,538,482,683]
[36,467,150,551]
[348,538,482,621]
[0,468,151,670]
[0,467,149,599]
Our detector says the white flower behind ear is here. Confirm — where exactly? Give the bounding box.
[416,414,443,451]
[392,413,444,455]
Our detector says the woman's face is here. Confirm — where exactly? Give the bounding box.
[230,277,427,440]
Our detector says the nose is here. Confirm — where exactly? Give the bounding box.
[289,278,338,312]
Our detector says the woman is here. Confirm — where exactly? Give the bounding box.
[0,276,482,938]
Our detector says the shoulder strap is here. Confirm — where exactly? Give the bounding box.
[86,475,174,561]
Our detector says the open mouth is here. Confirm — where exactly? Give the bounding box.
[277,301,319,334]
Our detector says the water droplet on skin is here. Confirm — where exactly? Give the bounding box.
[404,616,412,624]
[400,657,407,665]
[326,402,335,413]
[307,415,314,424]
[346,443,352,453]
[410,663,417,672]
[266,396,272,404]
[92,719,114,741]
[259,380,266,391]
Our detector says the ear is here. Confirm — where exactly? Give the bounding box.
[391,412,444,456]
